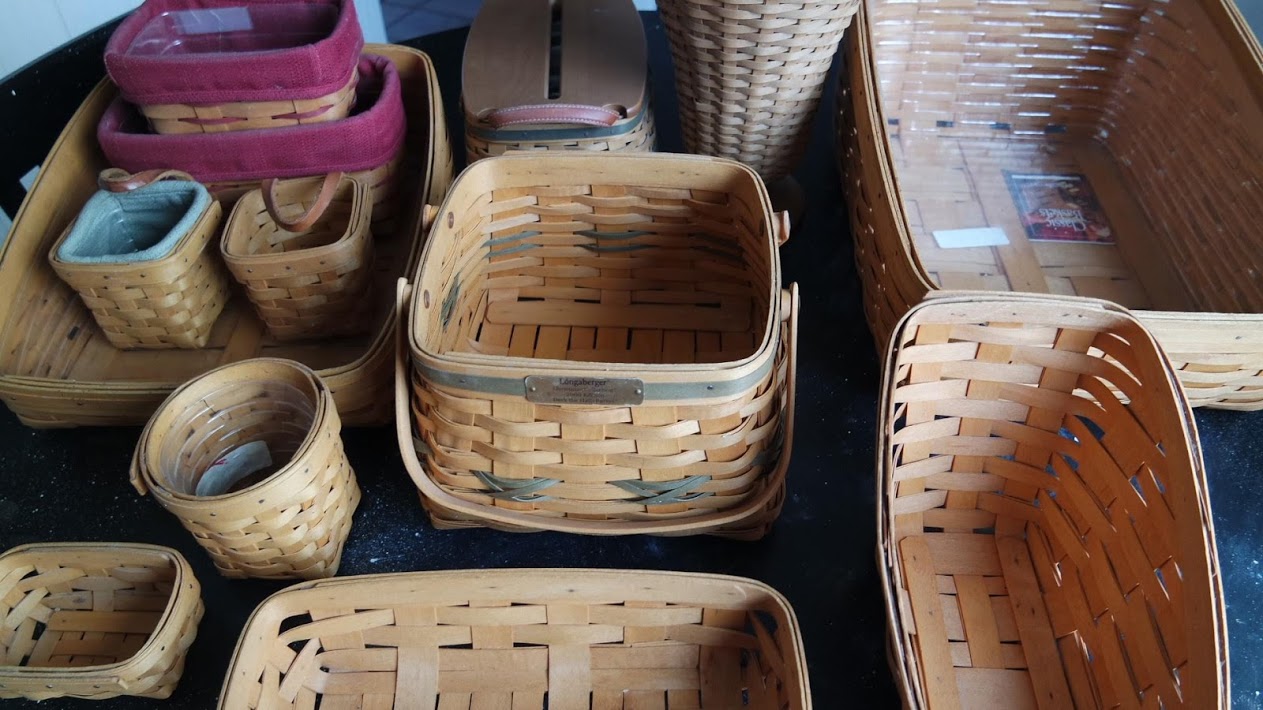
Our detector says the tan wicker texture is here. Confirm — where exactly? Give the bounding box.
[141,70,358,135]
[465,107,658,163]
[222,174,375,342]
[837,0,1263,409]
[0,543,203,702]
[48,197,229,350]
[400,154,796,537]
[219,569,812,709]
[659,0,859,180]
[132,358,360,580]
[879,293,1228,709]
[0,43,453,429]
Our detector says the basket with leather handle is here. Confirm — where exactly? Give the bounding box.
[462,0,656,163]
[221,173,374,342]
[837,0,1263,410]
[398,153,797,538]
[47,169,230,350]
[105,0,364,135]
[879,292,1229,709]
[218,569,812,708]
[131,358,361,580]
[0,542,203,701]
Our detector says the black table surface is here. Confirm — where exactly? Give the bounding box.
[1,15,1260,709]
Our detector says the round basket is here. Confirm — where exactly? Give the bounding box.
[658,0,859,180]
[221,173,375,342]
[131,358,360,580]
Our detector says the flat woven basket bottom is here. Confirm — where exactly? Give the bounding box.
[0,43,453,428]
[881,296,1227,709]
[465,106,658,163]
[838,0,1263,409]
[0,544,203,701]
[217,569,810,709]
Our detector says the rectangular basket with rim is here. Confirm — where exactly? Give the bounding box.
[218,568,811,708]
[0,43,452,428]
[398,153,797,538]
[837,0,1263,409]
[878,292,1228,709]
[0,542,203,702]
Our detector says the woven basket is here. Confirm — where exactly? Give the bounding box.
[219,568,812,708]
[0,543,203,702]
[658,0,858,180]
[106,0,363,135]
[879,292,1229,709]
[398,153,797,538]
[222,173,375,341]
[462,0,657,163]
[838,0,1263,410]
[0,43,452,429]
[48,176,230,350]
[131,358,361,580]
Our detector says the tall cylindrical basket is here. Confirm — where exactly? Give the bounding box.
[658,0,859,181]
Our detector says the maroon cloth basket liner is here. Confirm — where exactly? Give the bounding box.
[99,54,404,184]
[105,0,363,106]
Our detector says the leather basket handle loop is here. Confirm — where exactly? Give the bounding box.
[263,172,343,233]
[98,168,196,193]
[485,103,621,129]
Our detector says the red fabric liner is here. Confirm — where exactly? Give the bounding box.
[99,54,404,183]
[105,0,363,106]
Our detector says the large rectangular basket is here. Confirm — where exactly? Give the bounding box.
[397,153,797,538]
[837,0,1263,409]
[879,293,1228,709]
[0,43,452,428]
[218,569,811,709]
[0,543,203,702]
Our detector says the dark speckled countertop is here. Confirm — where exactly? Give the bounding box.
[0,14,1260,709]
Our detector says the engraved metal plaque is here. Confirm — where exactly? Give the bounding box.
[524,375,645,405]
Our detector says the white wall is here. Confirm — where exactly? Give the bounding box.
[0,0,387,81]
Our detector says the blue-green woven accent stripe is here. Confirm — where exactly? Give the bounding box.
[468,111,645,143]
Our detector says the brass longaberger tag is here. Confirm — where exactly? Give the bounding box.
[524,375,645,405]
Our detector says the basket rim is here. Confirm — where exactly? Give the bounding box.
[0,542,197,678]
[221,174,370,264]
[218,567,812,709]
[873,291,1230,709]
[852,0,1263,322]
[408,152,783,387]
[47,197,220,276]
[395,278,799,534]
[132,357,332,503]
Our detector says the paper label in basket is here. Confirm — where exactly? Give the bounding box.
[196,441,272,496]
[932,227,1010,249]
[525,376,645,406]
[1004,172,1115,244]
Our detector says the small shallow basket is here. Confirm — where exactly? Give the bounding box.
[658,0,859,180]
[222,173,375,341]
[462,0,656,163]
[0,543,203,702]
[131,358,361,580]
[878,293,1229,709]
[399,153,797,538]
[838,0,1263,409]
[218,568,811,709]
[105,0,364,134]
[48,175,230,350]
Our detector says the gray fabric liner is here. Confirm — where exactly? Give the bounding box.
[58,181,210,264]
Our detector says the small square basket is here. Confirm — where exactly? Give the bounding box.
[218,568,811,709]
[878,292,1229,709]
[0,542,203,701]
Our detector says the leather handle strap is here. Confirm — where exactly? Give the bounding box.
[262,172,343,233]
[485,103,621,129]
[98,168,196,192]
